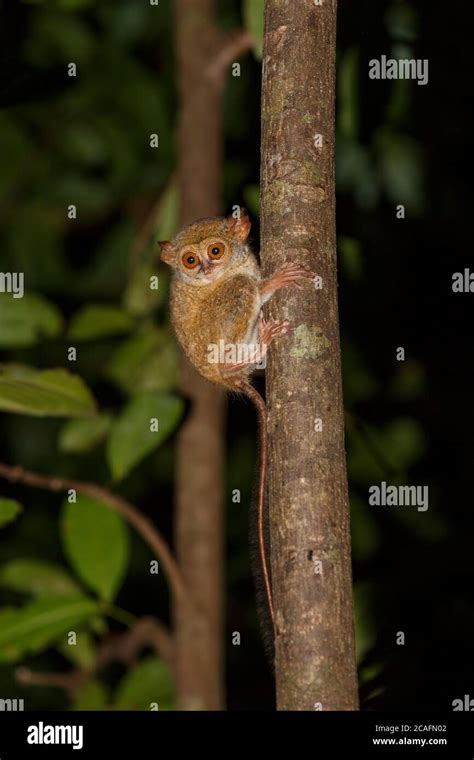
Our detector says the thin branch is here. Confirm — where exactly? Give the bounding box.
[95,616,174,671]
[15,665,85,698]
[15,616,175,699]
[0,462,187,604]
[205,30,253,88]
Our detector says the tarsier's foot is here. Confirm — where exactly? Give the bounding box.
[258,312,290,345]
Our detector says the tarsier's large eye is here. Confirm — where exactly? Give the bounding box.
[208,242,225,259]
[182,252,199,269]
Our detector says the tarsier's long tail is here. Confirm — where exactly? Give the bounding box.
[235,380,275,660]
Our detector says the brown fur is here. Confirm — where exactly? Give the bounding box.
[170,274,260,386]
[161,212,261,388]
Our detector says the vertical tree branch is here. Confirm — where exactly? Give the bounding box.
[173,0,226,710]
[260,0,359,709]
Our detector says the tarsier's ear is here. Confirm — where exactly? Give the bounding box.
[225,210,251,242]
[159,241,175,266]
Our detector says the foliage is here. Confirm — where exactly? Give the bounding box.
[114,657,174,711]
[0,595,99,662]
[243,0,264,59]
[106,392,184,481]
[0,0,179,710]
[61,495,129,601]
[0,366,96,417]
[0,499,23,529]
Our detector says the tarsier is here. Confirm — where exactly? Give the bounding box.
[160,212,314,654]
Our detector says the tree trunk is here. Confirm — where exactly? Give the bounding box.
[260,0,359,710]
[173,0,226,710]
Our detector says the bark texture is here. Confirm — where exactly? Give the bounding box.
[260,0,359,710]
[173,0,226,710]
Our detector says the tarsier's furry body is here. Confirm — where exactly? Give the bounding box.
[160,212,314,657]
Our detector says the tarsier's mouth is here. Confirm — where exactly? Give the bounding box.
[201,264,220,279]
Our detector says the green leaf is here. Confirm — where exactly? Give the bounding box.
[61,495,129,601]
[0,115,32,201]
[354,582,376,665]
[0,608,18,636]
[0,559,80,597]
[339,237,363,280]
[154,180,179,242]
[243,184,260,218]
[123,263,163,317]
[68,305,134,341]
[114,657,174,710]
[90,616,107,636]
[4,206,64,292]
[336,137,379,209]
[59,414,112,453]
[385,77,411,125]
[97,2,149,47]
[107,392,184,480]
[0,366,97,417]
[75,222,134,300]
[350,497,380,561]
[0,594,99,663]
[379,418,425,471]
[105,328,178,394]
[347,417,425,484]
[0,293,62,348]
[62,123,107,167]
[338,47,359,140]
[359,661,384,690]
[49,175,111,216]
[27,9,95,68]
[0,498,22,528]
[58,630,96,670]
[377,132,425,214]
[386,1,418,41]
[341,342,379,404]
[244,0,264,59]
[73,680,108,711]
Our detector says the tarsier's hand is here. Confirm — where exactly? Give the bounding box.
[260,262,316,298]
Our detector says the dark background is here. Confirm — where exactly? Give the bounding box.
[0,0,472,710]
